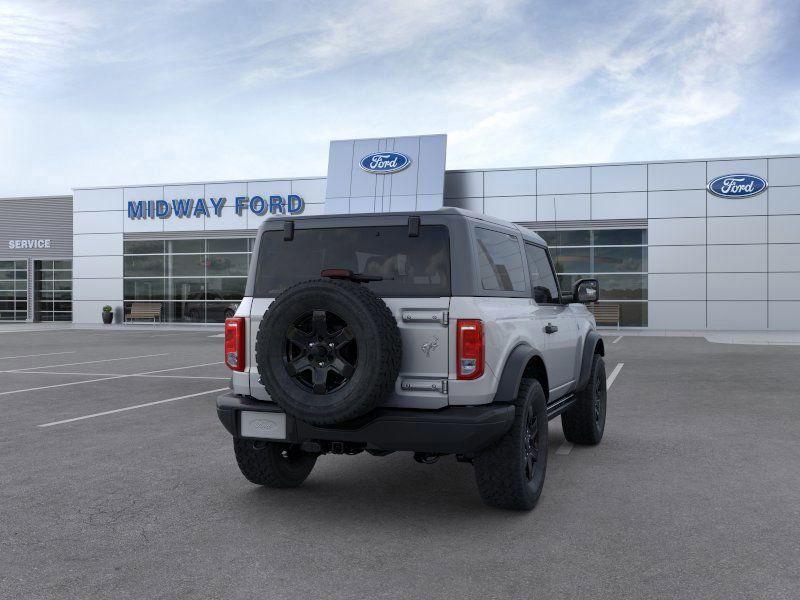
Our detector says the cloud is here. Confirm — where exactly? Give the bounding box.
[0,1,93,98]
[240,0,521,84]
[446,0,791,167]
[0,0,797,196]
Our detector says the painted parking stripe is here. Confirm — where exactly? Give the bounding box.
[6,370,229,380]
[556,361,624,456]
[611,336,623,344]
[0,361,222,397]
[0,351,77,361]
[37,387,229,428]
[606,362,624,389]
[555,442,573,455]
[2,353,171,373]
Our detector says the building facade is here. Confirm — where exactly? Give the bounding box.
[5,139,799,330]
[0,196,73,322]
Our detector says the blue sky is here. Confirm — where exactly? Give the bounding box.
[1,0,798,196]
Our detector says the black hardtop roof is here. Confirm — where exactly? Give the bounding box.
[259,206,546,246]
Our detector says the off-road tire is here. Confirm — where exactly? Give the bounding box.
[473,379,549,510]
[256,279,401,426]
[233,439,317,488]
[562,354,606,445]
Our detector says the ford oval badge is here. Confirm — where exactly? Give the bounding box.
[359,152,411,174]
[707,174,767,198]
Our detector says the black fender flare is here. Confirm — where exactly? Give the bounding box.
[493,343,546,404]
[576,331,604,391]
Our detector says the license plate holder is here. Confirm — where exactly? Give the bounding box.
[240,411,287,439]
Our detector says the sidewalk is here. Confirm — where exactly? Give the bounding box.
[599,327,800,345]
[0,322,223,334]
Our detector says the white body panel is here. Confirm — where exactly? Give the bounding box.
[233,291,591,408]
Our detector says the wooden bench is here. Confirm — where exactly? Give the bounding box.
[125,302,162,323]
[589,303,620,329]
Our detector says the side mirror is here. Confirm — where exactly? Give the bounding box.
[573,278,600,304]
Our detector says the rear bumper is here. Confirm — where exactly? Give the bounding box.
[217,393,515,454]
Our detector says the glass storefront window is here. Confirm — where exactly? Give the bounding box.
[207,277,247,300]
[123,278,166,300]
[36,260,72,322]
[169,254,205,277]
[593,229,647,246]
[169,239,204,254]
[533,228,648,327]
[124,240,165,255]
[0,260,28,321]
[593,247,646,273]
[553,248,590,273]
[595,274,647,300]
[123,237,254,323]
[208,238,249,253]
[207,254,248,276]
[124,255,165,277]
[169,278,205,301]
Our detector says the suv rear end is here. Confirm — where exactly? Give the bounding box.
[218,210,515,451]
[216,208,607,510]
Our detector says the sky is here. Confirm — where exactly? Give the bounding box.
[1,0,799,197]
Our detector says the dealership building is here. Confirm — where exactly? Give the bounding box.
[1,134,799,330]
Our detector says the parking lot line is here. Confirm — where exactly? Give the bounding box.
[4,370,229,380]
[0,361,223,397]
[607,362,624,389]
[37,387,229,428]
[612,336,623,344]
[2,353,171,373]
[555,442,573,455]
[0,351,77,361]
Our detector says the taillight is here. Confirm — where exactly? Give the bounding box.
[225,317,245,371]
[457,319,484,380]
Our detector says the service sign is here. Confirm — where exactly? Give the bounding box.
[127,195,305,220]
[707,174,767,198]
[8,239,51,249]
[359,152,411,174]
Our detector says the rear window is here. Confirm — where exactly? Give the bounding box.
[254,225,450,297]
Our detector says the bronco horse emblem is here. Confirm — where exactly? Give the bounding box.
[421,336,439,357]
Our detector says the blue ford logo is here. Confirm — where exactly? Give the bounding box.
[359,152,411,174]
[707,174,767,198]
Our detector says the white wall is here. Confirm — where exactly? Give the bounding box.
[444,155,800,330]
[71,154,800,329]
[72,177,327,324]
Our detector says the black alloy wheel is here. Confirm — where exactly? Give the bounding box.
[284,309,357,395]
[593,368,606,425]
[523,409,540,482]
[561,354,606,445]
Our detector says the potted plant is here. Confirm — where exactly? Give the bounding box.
[102,305,114,325]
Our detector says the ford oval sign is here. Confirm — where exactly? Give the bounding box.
[359,152,411,174]
[707,174,767,198]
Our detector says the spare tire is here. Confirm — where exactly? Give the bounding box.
[256,279,401,425]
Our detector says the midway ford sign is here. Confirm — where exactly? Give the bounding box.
[359,152,411,174]
[707,174,768,198]
[127,194,305,220]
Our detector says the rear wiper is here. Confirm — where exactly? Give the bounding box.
[321,268,383,283]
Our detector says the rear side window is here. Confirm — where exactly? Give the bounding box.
[255,225,450,297]
[474,227,527,292]
[524,243,560,304]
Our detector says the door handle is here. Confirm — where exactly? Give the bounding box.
[544,323,558,334]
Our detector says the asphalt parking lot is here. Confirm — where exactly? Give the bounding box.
[1,328,798,600]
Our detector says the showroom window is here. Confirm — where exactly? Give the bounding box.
[535,228,648,327]
[36,260,72,322]
[0,260,28,321]
[122,237,254,323]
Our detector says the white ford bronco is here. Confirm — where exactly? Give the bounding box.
[217,208,606,510]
